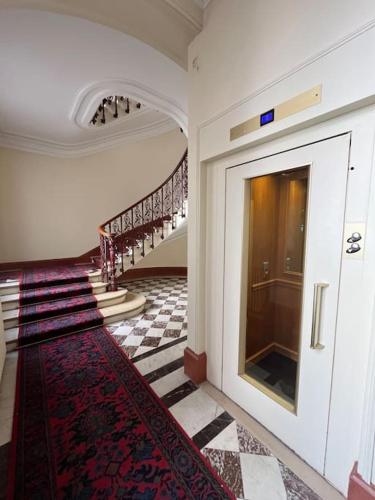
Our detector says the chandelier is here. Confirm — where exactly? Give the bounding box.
[90,96,142,127]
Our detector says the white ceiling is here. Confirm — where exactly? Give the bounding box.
[0,9,189,157]
[0,0,204,68]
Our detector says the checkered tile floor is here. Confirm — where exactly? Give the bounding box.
[106,277,322,500]
[107,277,187,359]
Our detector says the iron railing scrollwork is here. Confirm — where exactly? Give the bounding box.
[98,149,188,291]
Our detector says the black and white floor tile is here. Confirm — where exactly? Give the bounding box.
[109,278,321,500]
[107,277,188,358]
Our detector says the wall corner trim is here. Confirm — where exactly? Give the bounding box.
[348,463,375,500]
[184,347,207,384]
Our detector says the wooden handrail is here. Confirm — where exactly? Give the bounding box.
[98,225,111,239]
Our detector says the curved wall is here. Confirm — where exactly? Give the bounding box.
[0,128,187,262]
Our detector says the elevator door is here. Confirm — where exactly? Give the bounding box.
[222,134,350,473]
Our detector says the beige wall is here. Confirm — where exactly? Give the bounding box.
[0,128,187,262]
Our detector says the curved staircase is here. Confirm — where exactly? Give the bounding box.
[1,266,145,351]
[0,148,188,351]
[96,148,188,290]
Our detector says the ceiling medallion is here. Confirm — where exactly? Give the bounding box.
[90,96,142,127]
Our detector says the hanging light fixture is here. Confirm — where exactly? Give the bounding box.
[89,95,143,127]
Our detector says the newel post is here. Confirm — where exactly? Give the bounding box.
[108,237,117,291]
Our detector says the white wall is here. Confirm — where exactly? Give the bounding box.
[0,128,187,262]
[190,0,375,125]
[187,0,375,495]
[134,231,187,269]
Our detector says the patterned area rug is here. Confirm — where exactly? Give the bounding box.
[19,295,98,324]
[19,282,94,306]
[18,309,103,347]
[7,327,234,499]
[20,266,91,291]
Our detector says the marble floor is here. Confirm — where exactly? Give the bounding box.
[0,277,344,499]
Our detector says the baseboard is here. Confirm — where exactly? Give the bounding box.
[184,347,207,384]
[348,463,375,499]
[273,343,299,362]
[246,342,298,364]
[0,257,91,271]
[120,267,187,280]
[246,344,274,364]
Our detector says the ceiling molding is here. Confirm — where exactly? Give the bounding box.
[192,0,211,9]
[72,78,188,134]
[0,117,178,158]
[0,1,199,68]
[163,0,203,31]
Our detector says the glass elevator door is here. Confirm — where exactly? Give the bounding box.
[222,135,350,473]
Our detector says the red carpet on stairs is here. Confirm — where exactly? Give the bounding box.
[19,281,94,306]
[18,309,104,347]
[19,294,98,324]
[16,266,101,347]
[20,266,91,290]
[7,327,234,499]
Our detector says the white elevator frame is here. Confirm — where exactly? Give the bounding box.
[203,105,375,493]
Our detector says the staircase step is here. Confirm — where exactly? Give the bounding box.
[16,308,104,347]
[3,289,127,329]
[0,269,101,296]
[5,292,145,350]
[100,292,145,323]
[0,281,107,311]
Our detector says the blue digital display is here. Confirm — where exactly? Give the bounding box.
[260,109,275,127]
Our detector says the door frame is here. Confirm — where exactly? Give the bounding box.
[222,135,350,472]
[204,105,375,493]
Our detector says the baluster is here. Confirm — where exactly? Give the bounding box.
[131,208,135,264]
[181,163,185,218]
[141,201,145,257]
[104,237,108,283]
[151,193,155,249]
[161,186,164,239]
[120,215,124,274]
[171,177,175,229]
[108,237,117,291]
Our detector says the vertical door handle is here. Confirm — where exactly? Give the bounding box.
[310,283,329,350]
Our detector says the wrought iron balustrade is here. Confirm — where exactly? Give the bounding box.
[98,149,188,290]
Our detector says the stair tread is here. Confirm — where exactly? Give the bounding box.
[101,292,145,317]
[0,280,108,303]
[17,308,104,347]
[3,289,128,321]
[6,292,145,346]
[0,269,100,288]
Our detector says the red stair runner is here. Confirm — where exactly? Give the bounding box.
[20,266,91,291]
[19,282,94,306]
[7,327,234,499]
[18,309,103,347]
[15,266,101,347]
[18,294,98,324]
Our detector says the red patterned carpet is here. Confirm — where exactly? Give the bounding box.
[14,266,101,347]
[7,327,234,499]
[20,266,90,290]
[19,295,98,324]
[19,282,94,306]
[18,309,104,347]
